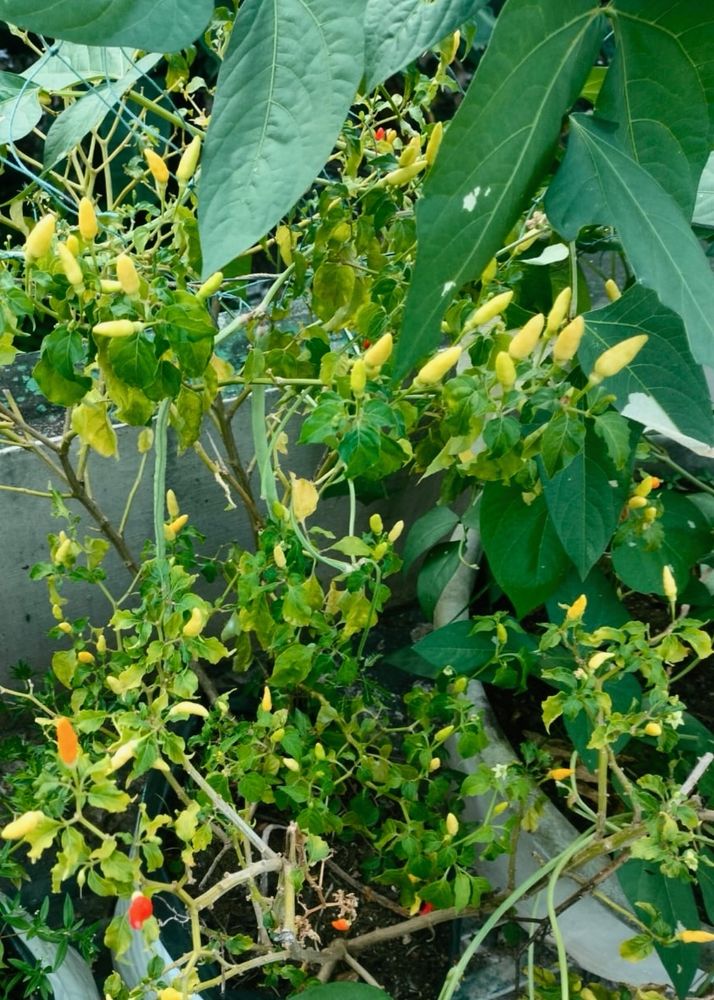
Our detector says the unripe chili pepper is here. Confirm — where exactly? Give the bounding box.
[464,290,513,331]
[96,632,107,655]
[275,225,294,266]
[158,988,184,1000]
[57,242,83,288]
[434,724,455,744]
[363,332,393,371]
[590,334,648,384]
[331,918,351,932]
[77,650,95,664]
[109,739,139,772]
[369,513,383,534]
[604,278,621,302]
[350,358,367,397]
[643,506,658,523]
[176,135,202,185]
[587,651,614,671]
[627,495,647,510]
[443,29,460,64]
[662,565,677,603]
[644,721,662,738]
[494,351,516,389]
[65,233,80,256]
[428,757,441,772]
[383,160,427,186]
[633,475,655,497]
[445,812,459,836]
[144,148,169,185]
[92,320,144,338]
[127,891,153,929]
[273,543,287,569]
[100,279,123,294]
[116,253,140,295]
[196,271,223,301]
[137,427,154,452]
[481,258,497,284]
[168,701,209,719]
[182,607,204,638]
[508,313,544,360]
[678,929,714,944]
[546,286,572,334]
[78,197,98,241]
[546,767,574,781]
[25,214,56,260]
[413,346,461,387]
[373,541,388,560]
[54,535,73,565]
[425,121,444,166]
[270,727,286,743]
[399,136,421,168]
[552,316,585,365]
[56,717,79,766]
[496,622,508,644]
[261,686,272,712]
[282,757,300,772]
[565,594,587,621]
[388,520,404,543]
[166,489,180,518]
[314,742,326,760]
[51,604,63,620]
[451,676,467,693]
[1,810,45,840]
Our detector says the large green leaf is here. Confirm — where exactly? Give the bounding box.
[546,114,714,370]
[106,334,158,389]
[541,422,636,579]
[580,285,714,447]
[44,53,161,167]
[0,72,42,144]
[0,0,211,51]
[363,0,484,91]
[198,0,365,276]
[597,0,714,217]
[545,565,629,630]
[402,505,460,572]
[480,482,570,617]
[394,0,602,377]
[618,859,700,998]
[22,43,139,89]
[694,152,714,227]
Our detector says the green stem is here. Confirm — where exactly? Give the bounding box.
[214,265,294,347]
[153,399,170,561]
[546,834,594,1000]
[251,385,278,509]
[126,89,200,134]
[651,445,714,496]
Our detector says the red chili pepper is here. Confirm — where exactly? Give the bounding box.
[331,918,351,932]
[374,127,385,141]
[420,902,435,915]
[362,339,372,349]
[127,892,153,930]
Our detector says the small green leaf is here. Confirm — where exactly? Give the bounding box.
[107,334,158,389]
[331,536,373,557]
[540,411,586,478]
[403,506,460,572]
[542,692,566,732]
[592,411,633,470]
[270,644,315,688]
[33,355,91,406]
[0,71,42,144]
[417,541,461,620]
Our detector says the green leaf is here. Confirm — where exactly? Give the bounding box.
[312,263,356,322]
[88,781,132,812]
[612,491,711,596]
[0,0,212,51]
[331,536,373,557]
[107,334,158,389]
[540,411,586,478]
[42,326,86,380]
[22,42,140,89]
[453,869,471,914]
[597,0,713,216]
[416,541,461,620]
[271,644,315,688]
[545,565,628,630]
[580,284,714,447]
[480,482,570,617]
[293,983,394,1000]
[199,0,365,275]
[618,859,699,997]
[694,152,714,227]
[363,0,484,90]
[403,506,460,572]
[541,421,636,579]
[592,411,632,470]
[44,53,161,167]
[32,355,91,406]
[394,0,602,376]
[0,71,42,144]
[546,115,714,370]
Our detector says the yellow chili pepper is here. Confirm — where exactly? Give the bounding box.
[65,233,80,256]
[273,543,287,569]
[182,606,204,638]
[25,214,56,260]
[176,135,202,185]
[92,320,144,338]
[78,197,98,241]
[77,650,95,664]
[413,346,461,387]
[109,740,139,772]
[314,742,326,760]
[546,286,572,334]
[495,351,516,389]
[57,242,83,288]
[546,767,574,781]
[388,520,405,543]
[96,632,107,655]
[137,428,154,453]
[566,594,587,621]
[58,621,73,634]
[99,279,123,294]
[166,489,180,518]
[383,160,427,186]
[590,335,648,384]
[158,987,185,1000]
[116,253,140,295]
[369,513,383,534]
[261,686,272,713]
[662,565,677,603]
[168,514,189,535]
[364,332,393,372]
[508,313,545,360]
[425,121,444,166]
[481,258,498,284]
[168,701,210,718]
[587,651,614,671]
[464,290,513,332]
[552,316,585,365]
[282,757,300,773]
[644,722,662,737]
[1,811,45,840]
[604,278,621,302]
[350,358,367,396]
[677,929,714,944]
[399,136,421,168]
[144,148,169,185]
[445,812,459,836]
[434,725,455,744]
[643,506,658,523]
[196,271,223,301]
[627,495,647,510]
[372,541,388,560]
[428,757,441,772]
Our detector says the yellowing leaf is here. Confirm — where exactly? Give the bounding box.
[71,396,118,457]
[291,475,318,521]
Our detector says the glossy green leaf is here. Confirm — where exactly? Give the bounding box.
[0,0,211,51]
[395,0,602,376]
[694,152,714,227]
[199,0,365,276]
[480,482,570,617]
[44,53,160,167]
[541,421,637,579]
[32,356,91,405]
[612,492,711,596]
[580,284,714,446]
[416,541,461,620]
[412,620,495,674]
[540,410,586,479]
[546,565,629,630]
[363,0,484,90]
[42,327,86,380]
[107,334,158,389]
[22,43,138,89]
[546,115,714,369]
[403,506,460,572]
[293,984,394,1000]
[0,71,42,144]
[618,859,700,998]
[598,0,714,216]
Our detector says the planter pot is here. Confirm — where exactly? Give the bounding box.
[0,892,101,1000]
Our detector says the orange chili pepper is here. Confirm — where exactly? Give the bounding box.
[331,918,351,932]
[56,717,79,766]
[127,891,153,929]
